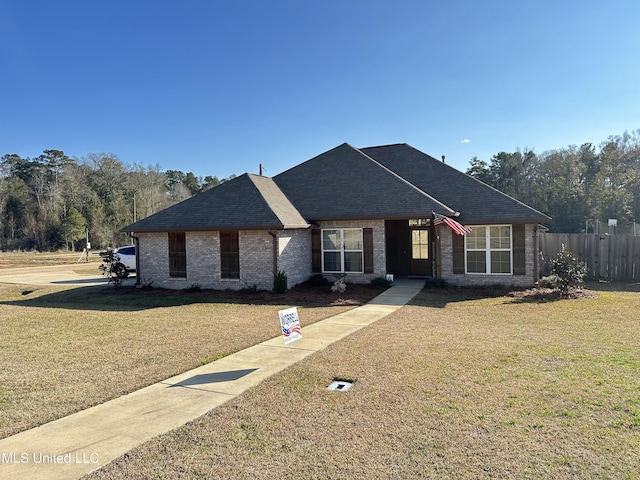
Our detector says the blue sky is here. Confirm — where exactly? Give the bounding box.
[1,1,639,179]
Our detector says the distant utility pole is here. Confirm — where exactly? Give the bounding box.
[78,227,90,263]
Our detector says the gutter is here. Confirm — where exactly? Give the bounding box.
[129,233,140,287]
[268,229,279,277]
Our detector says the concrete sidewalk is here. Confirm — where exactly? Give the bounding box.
[0,280,423,480]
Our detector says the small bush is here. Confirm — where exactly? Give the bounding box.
[550,245,587,293]
[370,277,392,288]
[273,271,288,294]
[331,275,347,293]
[98,249,127,288]
[539,274,561,289]
[423,277,450,289]
[243,284,260,293]
[307,274,329,286]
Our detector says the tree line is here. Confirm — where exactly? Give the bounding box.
[0,150,235,251]
[466,129,640,233]
[2,129,638,251]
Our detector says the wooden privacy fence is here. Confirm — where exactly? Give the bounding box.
[539,233,640,282]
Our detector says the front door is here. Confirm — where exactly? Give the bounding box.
[409,226,431,276]
[385,220,433,277]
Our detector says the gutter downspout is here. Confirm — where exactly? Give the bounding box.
[533,225,539,285]
[268,229,279,278]
[130,233,140,287]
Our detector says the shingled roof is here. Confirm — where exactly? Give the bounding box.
[273,143,454,221]
[122,173,309,232]
[362,144,551,224]
[122,143,550,233]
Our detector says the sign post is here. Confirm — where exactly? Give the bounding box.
[278,307,302,344]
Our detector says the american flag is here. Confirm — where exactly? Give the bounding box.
[433,212,472,235]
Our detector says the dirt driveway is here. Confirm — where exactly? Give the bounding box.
[0,264,135,286]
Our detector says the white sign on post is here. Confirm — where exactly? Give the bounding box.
[278,307,302,344]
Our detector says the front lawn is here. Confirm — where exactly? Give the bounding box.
[0,282,381,439]
[84,283,640,479]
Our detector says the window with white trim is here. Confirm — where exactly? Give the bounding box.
[322,228,363,273]
[465,225,512,274]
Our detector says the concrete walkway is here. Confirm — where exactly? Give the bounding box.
[0,280,423,480]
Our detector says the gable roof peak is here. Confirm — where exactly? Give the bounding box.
[122,171,309,232]
[361,142,410,149]
[273,142,456,221]
[361,143,551,223]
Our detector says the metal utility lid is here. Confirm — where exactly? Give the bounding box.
[327,379,354,391]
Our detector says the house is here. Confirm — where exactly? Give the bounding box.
[122,143,551,290]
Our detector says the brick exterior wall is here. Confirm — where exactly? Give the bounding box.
[437,223,538,288]
[136,221,388,291]
[137,222,538,291]
[136,229,311,291]
[136,232,169,286]
[137,222,385,290]
[186,231,219,287]
[316,219,386,284]
[237,230,274,290]
[277,229,312,288]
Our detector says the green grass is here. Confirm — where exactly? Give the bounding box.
[83,283,640,480]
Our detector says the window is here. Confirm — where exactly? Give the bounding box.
[168,232,186,278]
[220,231,240,279]
[409,218,431,227]
[321,228,363,273]
[465,226,512,274]
[411,229,429,259]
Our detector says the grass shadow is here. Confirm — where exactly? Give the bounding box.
[586,280,640,293]
[0,282,385,312]
[407,288,507,308]
[0,285,212,312]
[408,280,640,307]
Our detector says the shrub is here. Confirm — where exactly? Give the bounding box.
[550,245,587,293]
[273,271,288,294]
[98,249,127,288]
[370,277,392,288]
[423,277,450,289]
[539,274,561,289]
[331,275,347,293]
[307,274,329,286]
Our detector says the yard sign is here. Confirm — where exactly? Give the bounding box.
[278,307,302,344]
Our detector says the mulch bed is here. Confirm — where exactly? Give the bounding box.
[417,285,599,302]
[508,287,598,301]
[106,281,388,307]
[106,280,598,306]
